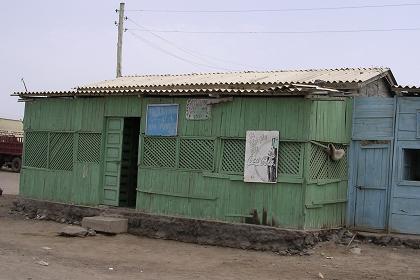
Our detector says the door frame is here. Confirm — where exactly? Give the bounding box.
[101,117,125,206]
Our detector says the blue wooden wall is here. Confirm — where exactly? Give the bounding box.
[390,97,420,234]
[347,97,395,230]
[351,97,395,141]
[349,96,420,234]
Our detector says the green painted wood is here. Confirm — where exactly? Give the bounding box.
[21,96,144,206]
[75,98,105,132]
[140,97,312,140]
[71,163,101,205]
[303,181,348,229]
[309,99,352,143]
[21,95,351,229]
[105,96,142,117]
[136,168,304,227]
[102,117,124,206]
[24,99,77,131]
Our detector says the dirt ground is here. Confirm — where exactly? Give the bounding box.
[0,169,19,195]
[0,195,419,280]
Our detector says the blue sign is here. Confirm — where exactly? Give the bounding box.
[146,104,179,136]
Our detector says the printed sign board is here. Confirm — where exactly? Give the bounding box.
[186,99,211,120]
[146,104,179,136]
[244,130,279,183]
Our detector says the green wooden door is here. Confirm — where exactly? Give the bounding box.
[102,117,124,206]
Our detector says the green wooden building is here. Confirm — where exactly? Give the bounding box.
[15,68,396,229]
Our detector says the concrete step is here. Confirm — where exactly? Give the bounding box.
[82,216,128,234]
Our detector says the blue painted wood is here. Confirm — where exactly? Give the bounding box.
[353,142,391,230]
[390,97,420,234]
[145,104,179,136]
[352,97,395,140]
[346,140,357,227]
[348,97,395,230]
[350,96,420,234]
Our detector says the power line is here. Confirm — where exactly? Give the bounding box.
[128,27,420,35]
[126,30,234,71]
[125,3,420,13]
[126,18,250,69]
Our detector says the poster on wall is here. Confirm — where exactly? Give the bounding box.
[186,99,211,120]
[244,130,279,183]
[146,104,179,136]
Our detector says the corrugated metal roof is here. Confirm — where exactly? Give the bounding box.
[78,67,395,91]
[393,85,420,90]
[392,85,420,96]
[14,67,395,99]
[14,84,340,98]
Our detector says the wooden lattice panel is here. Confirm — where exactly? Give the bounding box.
[309,143,348,180]
[221,139,246,173]
[179,138,215,170]
[49,132,74,171]
[329,144,348,179]
[142,137,177,168]
[278,142,302,176]
[24,131,48,168]
[77,133,102,163]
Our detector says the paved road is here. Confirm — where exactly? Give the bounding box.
[0,169,19,195]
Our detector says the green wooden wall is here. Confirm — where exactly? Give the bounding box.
[136,97,351,229]
[20,95,351,229]
[20,96,142,205]
[303,99,352,228]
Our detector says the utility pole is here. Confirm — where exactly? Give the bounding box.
[116,2,125,78]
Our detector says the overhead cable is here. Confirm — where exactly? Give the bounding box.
[126,30,235,71]
[128,27,420,35]
[126,18,250,68]
[125,3,420,13]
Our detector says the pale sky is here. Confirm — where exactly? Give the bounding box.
[2,0,420,119]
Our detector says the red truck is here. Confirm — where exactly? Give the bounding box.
[0,133,23,172]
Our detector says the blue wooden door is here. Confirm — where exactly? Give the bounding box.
[354,142,391,230]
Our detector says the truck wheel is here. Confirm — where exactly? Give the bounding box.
[11,157,22,173]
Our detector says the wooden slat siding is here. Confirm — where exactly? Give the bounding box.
[302,99,352,229]
[355,144,391,229]
[137,97,311,228]
[77,98,105,132]
[24,99,77,132]
[139,97,311,138]
[308,99,351,143]
[20,96,142,205]
[136,168,304,228]
[105,96,142,117]
[352,97,395,140]
[389,97,420,234]
[71,163,101,205]
[22,95,350,229]
[138,97,348,229]
[346,97,395,229]
[303,181,348,229]
[346,140,357,227]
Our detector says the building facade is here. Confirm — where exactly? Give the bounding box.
[16,68,396,230]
